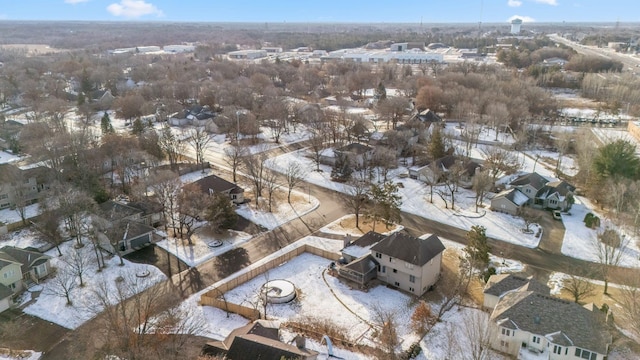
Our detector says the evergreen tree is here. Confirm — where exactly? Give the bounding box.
[375,81,387,100]
[131,117,145,136]
[331,152,353,182]
[77,91,86,107]
[100,112,114,134]
[463,225,491,274]
[428,126,446,160]
[370,181,402,228]
[205,193,238,231]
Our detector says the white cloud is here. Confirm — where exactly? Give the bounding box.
[533,0,558,5]
[64,0,90,4]
[508,15,536,22]
[107,0,164,18]
[508,0,523,7]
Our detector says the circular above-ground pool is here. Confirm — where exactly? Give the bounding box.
[260,279,296,304]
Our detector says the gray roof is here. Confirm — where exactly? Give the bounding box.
[106,221,154,242]
[484,274,550,297]
[537,180,576,200]
[491,291,611,355]
[371,232,445,266]
[343,254,378,274]
[493,188,529,206]
[347,231,386,249]
[98,201,143,222]
[0,246,51,275]
[336,143,373,155]
[509,172,549,191]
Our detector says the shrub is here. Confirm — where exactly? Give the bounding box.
[584,213,600,229]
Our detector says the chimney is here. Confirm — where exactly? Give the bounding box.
[295,335,306,349]
[343,233,352,248]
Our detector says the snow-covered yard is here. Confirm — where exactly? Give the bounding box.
[0,150,20,164]
[267,149,542,248]
[0,203,39,226]
[15,239,166,330]
[560,196,640,268]
[156,230,252,267]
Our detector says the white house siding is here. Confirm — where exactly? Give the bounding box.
[0,296,10,313]
[0,263,23,293]
[483,293,499,310]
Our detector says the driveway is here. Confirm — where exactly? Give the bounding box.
[0,308,68,354]
[534,209,565,254]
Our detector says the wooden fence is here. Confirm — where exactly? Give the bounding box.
[199,244,340,317]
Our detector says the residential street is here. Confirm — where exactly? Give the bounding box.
[40,144,640,359]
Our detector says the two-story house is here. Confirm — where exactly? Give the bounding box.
[485,274,612,360]
[409,155,482,189]
[0,164,40,210]
[491,173,576,214]
[94,200,159,256]
[0,246,51,313]
[338,231,445,296]
[334,143,375,168]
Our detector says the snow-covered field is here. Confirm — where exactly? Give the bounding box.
[16,239,166,330]
[560,196,640,268]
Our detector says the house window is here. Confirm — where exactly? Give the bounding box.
[389,257,394,263]
[394,282,400,287]
[526,188,531,193]
[381,266,386,273]
[393,268,397,273]
[405,262,414,269]
[409,287,415,292]
[0,194,7,200]
[375,252,382,259]
[409,275,416,283]
[502,328,510,336]
[576,349,597,360]
[553,345,562,354]
[550,199,557,205]
[532,336,540,344]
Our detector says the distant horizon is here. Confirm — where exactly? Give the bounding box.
[1,1,638,23]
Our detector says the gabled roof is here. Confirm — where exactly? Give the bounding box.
[541,180,576,197]
[105,221,155,242]
[342,231,386,259]
[484,274,550,297]
[0,251,21,269]
[193,175,243,194]
[416,109,442,122]
[491,291,611,355]
[336,143,373,155]
[371,232,445,266]
[492,189,529,207]
[0,246,51,275]
[98,200,143,222]
[509,172,549,191]
[343,254,378,274]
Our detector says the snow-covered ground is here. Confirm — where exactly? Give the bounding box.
[0,150,20,164]
[439,238,526,274]
[0,227,48,249]
[445,122,517,145]
[19,240,166,329]
[235,186,319,230]
[560,196,640,268]
[156,230,253,267]
[0,351,41,360]
[318,214,403,236]
[267,149,542,248]
[0,203,39,226]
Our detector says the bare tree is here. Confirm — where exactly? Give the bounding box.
[223,145,247,183]
[345,177,370,229]
[90,274,205,360]
[472,170,492,212]
[177,183,208,244]
[593,226,629,294]
[459,310,495,360]
[243,151,268,206]
[519,207,541,233]
[284,161,306,204]
[187,127,211,173]
[308,131,325,172]
[481,146,521,183]
[564,274,596,303]
[158,124,185,171]
[554,131,573,177]
[423,162,442,204]
[371,305,399,356]
[149,170,181,234]
[47,267,77,306]
[32,210,65,257]
[64,248,91,287]
[619,281,640,340]
[263,168,279,213]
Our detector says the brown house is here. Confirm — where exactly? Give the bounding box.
[193,174,245,204]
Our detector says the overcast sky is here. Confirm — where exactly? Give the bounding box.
[1,0,638,23]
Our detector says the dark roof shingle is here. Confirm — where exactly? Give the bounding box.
[370,232,445,266]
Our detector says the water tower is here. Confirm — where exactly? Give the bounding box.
[511,18,523,34]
